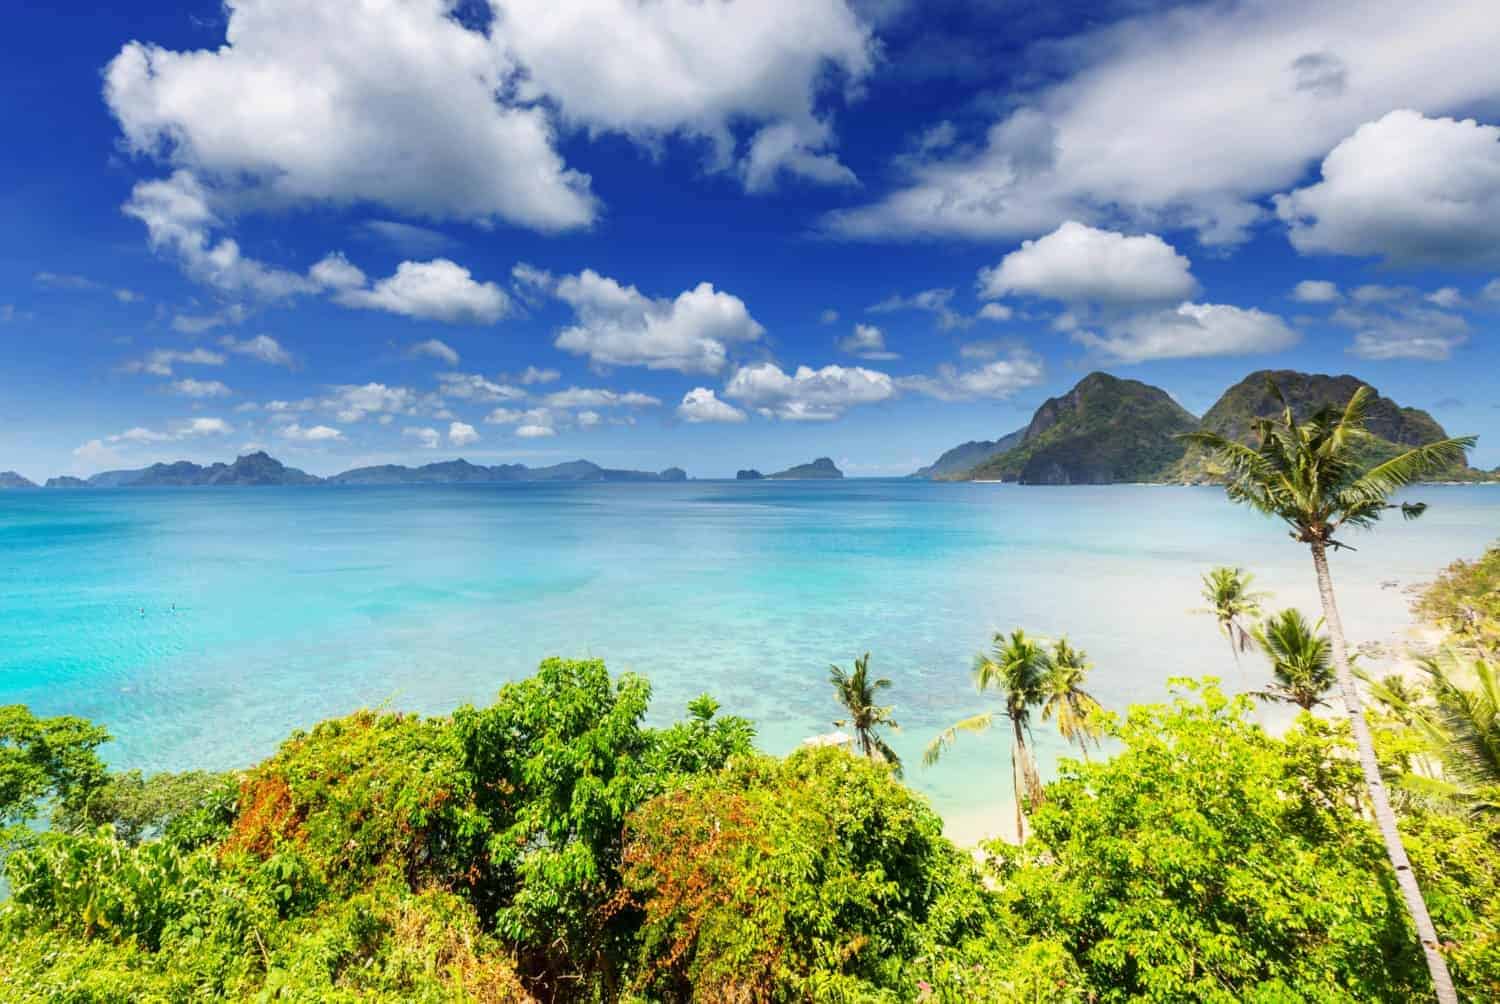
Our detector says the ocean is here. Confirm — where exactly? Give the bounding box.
[3,480,1496,841]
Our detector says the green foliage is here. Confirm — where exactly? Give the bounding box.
[53,768,234,845]
[995,680,1428,1001]
[620,747,1001,1001]
[829,652,902,775]
[0,705,110,833]
[1252,608,1336,710]
[1196,566,1266,662]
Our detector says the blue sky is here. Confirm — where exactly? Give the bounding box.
[3,0,1498,481]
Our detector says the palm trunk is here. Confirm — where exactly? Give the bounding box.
[1310,540,1456,1002]
[1013,717,1043,809]
[1010,744,1024,841]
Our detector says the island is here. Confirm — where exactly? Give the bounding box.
[767,457,843,480]
[736,469,764,480]
[0,471,38,489]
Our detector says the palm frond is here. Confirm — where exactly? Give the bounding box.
[922,712,994,767]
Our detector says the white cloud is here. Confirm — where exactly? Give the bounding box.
[524,268,764,374]
[496,0,874,191]
[325,383,415,422]
[35,272,102,291]
[1427,287,1465,309]
[170,378,232,398]
[448,421,480,447]
[220,334,293,367]
[868,288,972,330]
[104,416,234,446]
[1291,280,1342,303]
[837,323,898,360]
[180,417,233,437]
[1332,301,1470,361]
[436,373,526,403]
[677,387,748,423]
[105,0,594,231]
[1483,279,1500,301]
[1277,111,1500,267]
[978,222,1197,307]
[826,1,1500,245]
[123,172,320,299]
[115,288,144,304]
[1072,302,1299,364]
[899,354,1046,402]
[308,252,367,292]
[73,439,125,470]
[334,259,511,324]
[173,304,247,334]
[278,423,343,442]
[541,387,661,408]
[977,303,1013,321]
[518,365,560,385]
[403,426,441,449]
[360,220,455,255]
[516,424,556,438]
[409,338,460,366]
[123,346,226,376]
[724,362,895,420]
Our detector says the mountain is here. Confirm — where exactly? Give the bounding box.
[910,429,1025,479]
[1174,370,1473,481]
[44,476,89,489]
[329,458,687,484]
[85,452,322,487]
[0,471,38,489]
[736,469,764,480]
[768,457,843,480]
[958,373,1199,485]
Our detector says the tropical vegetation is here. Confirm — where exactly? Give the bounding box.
[1251,608,1336,710]
[1184,374,1476,1001]
[1196,565,1265,665]
[828,652,902,775]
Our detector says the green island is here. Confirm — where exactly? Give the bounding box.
[4,385,1498,1002]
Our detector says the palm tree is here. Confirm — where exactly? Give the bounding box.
[829,653,902,777]
[1197,566,1266,666]
[1042,638,1103,760]
[1184,377,1474,1001]
[1251,609,1335,710]
[1417,649,1500,818]
[924,629,1051,837]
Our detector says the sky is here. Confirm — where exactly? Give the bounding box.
[3,0,1499,482]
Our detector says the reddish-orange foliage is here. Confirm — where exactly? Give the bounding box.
[221,773,304,858]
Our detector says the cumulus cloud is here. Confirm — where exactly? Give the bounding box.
[837,323,898,360]
[105,0,595,232]
[278,423,344,442]
[409,338,460,365]
[448,421,479,447]
[100,416,234,448]
[518,365,560,385]
[898,351,1045,402]
[220,334,293,367]
[123,346,226,376]
[1426,287,1465,309]
[436,373,526,403]
[325,383,415,423]
[520,267,764,374]
[868,288,972,330]
[826,1,1500,245]
[308,252,367,292]
[496,0,874,191]
[724,362,895,420]
[333,259,511,324]
[1072,303,1299,364]
[677,387,748,423]
[170,378,231,398]
[1291,280,1342,303]
[1277,111,1500,267]
[516,424,556,438]
[541,387,661,408]
[977,222,1197,307]
[977,303,1013,321]
[404,426,441,449]
[1332,300,1470,361]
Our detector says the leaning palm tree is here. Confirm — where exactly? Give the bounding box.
[1184,377,1474,1001]
[924,629,1051,837]
[1042,638,1104,760]
[1251,609,1335,710]
[1197,566,1267,666]
[1417,649,1500,818]
[829,653,902,777]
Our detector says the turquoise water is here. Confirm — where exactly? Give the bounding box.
[3,481,1497,840]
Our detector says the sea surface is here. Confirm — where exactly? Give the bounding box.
[3,481,1497,841]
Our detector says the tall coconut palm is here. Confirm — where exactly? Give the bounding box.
[924,629,1051,837]
[829,653,902,777]
[1184,377,1474,1001]
[1251,609,1335,711]
[1197,566,1267,666]
[1417,649,1500,818]
[1042,638,1103,760]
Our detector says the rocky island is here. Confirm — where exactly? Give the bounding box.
[767,457,843,480]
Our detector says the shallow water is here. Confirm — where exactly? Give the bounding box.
[3,481,1496,841]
